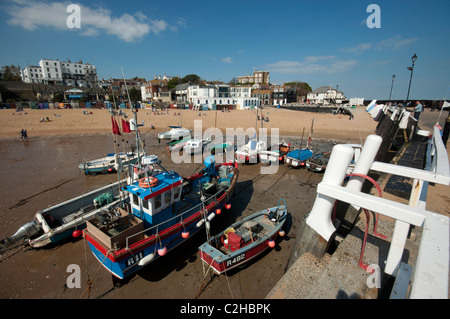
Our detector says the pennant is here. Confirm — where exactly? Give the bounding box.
[111,116,121,135]
[122,118,131,133]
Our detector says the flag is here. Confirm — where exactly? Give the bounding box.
[111,116,121,135]
[122,118,131,133]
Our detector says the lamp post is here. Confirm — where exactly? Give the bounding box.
[388,74,395,102]
[406,53,417,102]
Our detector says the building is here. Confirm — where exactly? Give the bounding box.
[141,76,169,103]
[238,71,270,84]
[252,84,272,106]
[271,85,297,106]
[306,86,346,105]
[21,59,98,87]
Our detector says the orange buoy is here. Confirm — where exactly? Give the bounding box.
[139,176,158,188]
[225,203,231,210]
[182,230,189,239]
[279,230,285,237]
[216,208,221,215]
[268,239,275,248]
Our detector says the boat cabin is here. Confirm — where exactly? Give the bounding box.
[122,170,184,226]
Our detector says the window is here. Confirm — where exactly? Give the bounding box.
[133,194,139,206]
[143,199,149,210]
[155,194,162,210]
[164,191,171,206]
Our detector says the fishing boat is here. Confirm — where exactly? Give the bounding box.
[235,139,267,164]
[167,136,191,152]
[285,119,315,168]
[305,151,331,172]
[158,126,191,143]
[83,154,239,279]
[79,152,139,175]
[0,180,128,250]
[259,142,291,165]
[183,137,213,155]
[198,199,288,275]
[205,141,235,156]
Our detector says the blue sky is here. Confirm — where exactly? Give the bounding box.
[0,0,449,100]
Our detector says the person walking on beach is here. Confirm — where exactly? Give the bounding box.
[414,101,423,121]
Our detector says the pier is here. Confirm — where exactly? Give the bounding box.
[268,104,449,299]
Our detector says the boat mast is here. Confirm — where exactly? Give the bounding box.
[121,67,142,167]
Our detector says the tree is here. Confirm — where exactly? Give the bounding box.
[181,74,201,84]
[52,92,64,103]
[284,81,312,98]
[129,86,141,102]
[167,77,181,90]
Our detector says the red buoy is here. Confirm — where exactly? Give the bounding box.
[225,203,231,210]
[72,229,82,238]
[158,246,167,256]
[268,239,275,248]
[216,208,221,215]
[182,230,189,239]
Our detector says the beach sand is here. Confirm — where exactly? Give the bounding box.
[0,106,448,299]
[0,106,375,142]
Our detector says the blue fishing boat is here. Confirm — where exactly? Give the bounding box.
[198,200,288,275]
[284,148,313,168]
[84,155,239,279]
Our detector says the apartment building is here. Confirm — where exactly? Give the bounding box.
[238,71,270,84]
[21,59,98,87]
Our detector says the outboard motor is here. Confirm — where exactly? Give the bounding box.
[0,220,41,249]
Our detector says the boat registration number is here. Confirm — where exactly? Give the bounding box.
[226,253,245,267]
[126,251,144,267]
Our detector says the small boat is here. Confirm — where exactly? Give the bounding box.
[83,155,239,279]
[158,126,191,143]
[205,141,235,156]
[259,142,291,165]
[0,180,128,249]
[305,151,331,172]
[284,148,313,168]
[183,137,213,155]
[167,136,191,152]
[235,139,267,164]
[79,152,139,175]
[198,199,288,275]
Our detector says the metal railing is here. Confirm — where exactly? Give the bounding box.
[305,126,449,299]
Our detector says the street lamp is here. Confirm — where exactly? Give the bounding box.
[406,53,418,102]
[388,74,395,102]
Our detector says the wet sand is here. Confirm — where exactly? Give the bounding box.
[0,107,448,299]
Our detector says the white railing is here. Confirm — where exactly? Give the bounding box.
[305,127,449,299]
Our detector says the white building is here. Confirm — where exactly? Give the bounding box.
[306,86,346,105]
[20,65,44,83]
[21,59,98,87]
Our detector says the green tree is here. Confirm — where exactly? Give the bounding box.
[167,77,181,90]
[52,92,64,103]
[129,86,141,102]
[284,81,312,97]
[181,74,201,84]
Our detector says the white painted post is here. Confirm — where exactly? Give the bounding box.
[347,135,382,191]
[306,144,354,241]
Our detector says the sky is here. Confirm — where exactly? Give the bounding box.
[0,0,449,100]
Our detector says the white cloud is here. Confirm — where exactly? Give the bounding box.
[341,36,418,54]
[221,57,233,64]
[265,56,357,74]
[5,0,172,42]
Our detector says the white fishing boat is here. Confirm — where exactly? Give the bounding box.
[183,137,213,155]
[235,139,267,164]
[79,152,139,175]
[158,126,191,143]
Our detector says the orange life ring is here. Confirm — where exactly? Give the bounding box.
[139,176,158,188]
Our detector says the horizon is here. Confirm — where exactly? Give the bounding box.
[0,0,449,100]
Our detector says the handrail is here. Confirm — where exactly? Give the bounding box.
[305,126,449,298]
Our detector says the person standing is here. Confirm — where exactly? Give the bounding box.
[414,101,423,121]
[442,111,450,148]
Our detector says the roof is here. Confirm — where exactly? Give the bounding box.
[174,83,190,91]
[311,86,344,94]
[123,171,183,201]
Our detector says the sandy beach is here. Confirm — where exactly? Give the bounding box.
[0,106,376,142]
[0,106,448,300]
